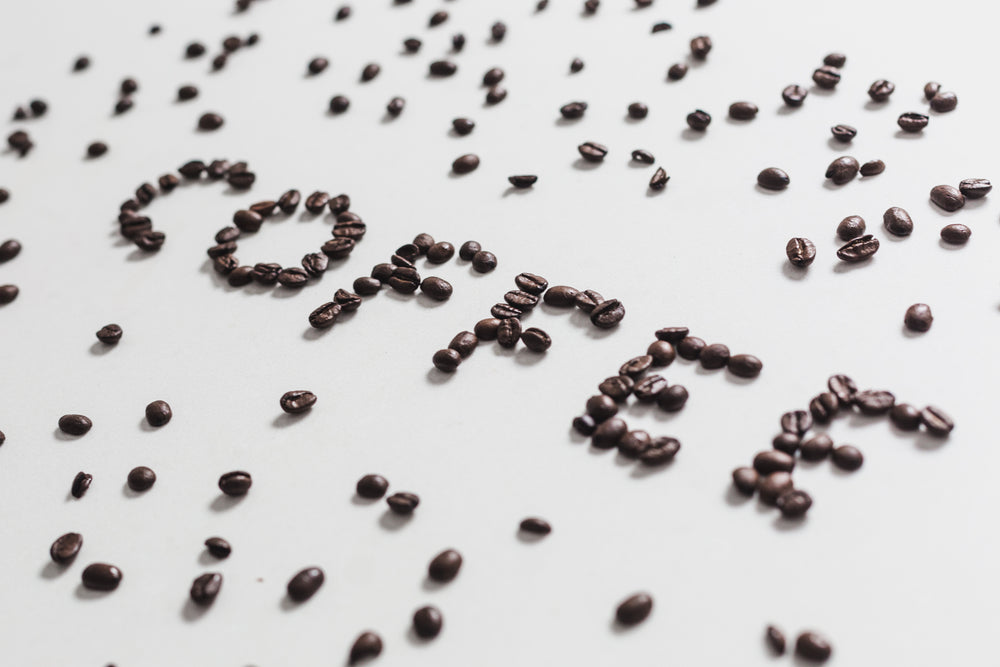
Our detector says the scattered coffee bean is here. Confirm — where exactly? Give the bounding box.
[451,118,476,137]
[71,472,92,498]
[728,102,758,120]
[279,390,316,414]
[432,349,461,372]
[897,112,929,132]
[781,410,813,435]
[452,154,480,174]
[58,414,92,436]
[826,156,859,184]
[573,414,597,436]
[307,57,328,75]
[690,35,712,59]
[485,86,507,104]
[448,332,478,358]
[599,376,634,402]
[0,285,19,304]
[335,5,351,20]
[655,327,689,343]
[656,384,688,412]
[831,445,863,471]
[492,303,522,319]
[776,489,812,518]
[667,63,688,80]
[930,184,965,211]
[356,474,389,499]
[578,141,608,162]
[772,433,800,455]
[482,67,505,87]
[889,403,922,431]
[754,450,796,474]
[854,389,895,415]
[519,517,551,535]
[728,354,762,378]
[824,52,846,67]
[429,10,448,26]
[796,632,833,662]
[574,290,604,313]
[521,328,552,352]
[329,95,350,113]
[474,318,501,340]
[50,532,83,565]
[904,303,933,332]
[782,85,808,107]
[959,178,990,199]
[204,537,232,559]
[677,336,705,360]
[386,491,419,514]
[95,323,122,345]
[591,299,625,328]
[940,223,971,244]
[921,406,954,436]
[352,277,380,295]
[472,250,497,273]
[812,65,841,89]
[800,434,833,461]
[587,394,619,421]
[428,549,463,582]
[543,285,579,307]
[686,109,711,131]
[570,57,584,72]
[633,375,667,401]
[73,55,91,71]
[386,97,405,116]
[930,92,957,112]
[699,343,730,369]
[868,79,895,102]
[786,238,816,267]
[429,60,458,77]
[651,22,671,33]
[647,341,676,366]
[451,33,466,51]
[420,277,453,301]
[190,572,223,606]
[830,124,857,142]
[198,113,224,131]
[628,102,648,119]
[86,140,109,157]
[616,593,653,625]
[640,437,680,466]
[584,0,600,14]
[767,626,787,655]
[837,234,879,262]
[218,471,252,496]
[349,632,383,664]
[592,417,627,448]
[827,374,857,406]
[360,63,380,82]
[403,37,421,53]
[413,605,443,639]
[145,400,172,427]
[836,215,866,241]
[619,355,653,378]
[757,167,790,190]
[809,392,839,423]
[883,206,913,237]
[758,471,794,505]
[287,567,325,601]
[732,467,759,495]
[82,563,122,591]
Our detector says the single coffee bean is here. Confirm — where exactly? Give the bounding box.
[178,160,206,180]
[809,392,839,423]
[428,549,462,582]
[71,472,92,498]
[521,328,552,352]
[777,489,812,518]
[329,95,350,113]
[640,437,680,466]
[922,81,941,100]
[420,277,453,301]
[447,332,477,358]
[120,216,152,239]
[560,101,588,120]
[352,276,380,295]
[889,404,922,430]
[592,417,627,448]
[472,250,497,273]
[837,234,879,261]
[474,318,501,341]
[620,355,653,378]
[782,84,808,107]
[158,174,179,192]
[921,406,954,436]
[655,327,689,343]
[573,415,597,436]
[800,434,833,461]
[459,241,481,261]
[73,55,91,70]
[510,273,547,297]
[677,336,705,360]
[496,318,522,349]
[587,394,618,421]
[930,91,957,112]
[570,57,584,72]
[543,285,579,307]
[207,242,237,259]
[59,414,92,436]
[81,563,122,591]
[301,253,329,277]
[583,0,600,13]
[485,86,508,105]
[868,79,895,102]
[667,63,688,80]
[649,168,669,190]
[786,238,816,267]
[206,159,230,180]
[732,467,759,495]
[796,632,833,662]
[357,474,389,499]
[574,290,604,313]
[287,567,325,601]
[754,450,796,474]
[429,60,458,77]
[651,21,671,33]
[772,433,800,455]
[812,65,841,89]
[781,410,813,435]
[578,141,608,162]
[959,178,991,199]
[728,102,758,120]
[686,109,711,131]
[452,154,480,174]
[830,124,857,142]
[205,537,231,559]
[429,9,448,26]
[190,572,223,606]
[277,189,301,214]
[757,167,790,190]
[280,390,317,414]
[656,384,688,412]
[837,215,866,241]
[134,231,167,252]
[403,37,422,52]
[491,21,507,40]
[616,593,653,625]
[619,432,652,464]
[308,57,328,75]
[198,113,224,131]
[647,341,676,366]
[233,209,263,232]
[277,267,309,287]
[0,284,18,304]
[426,242,455,264]
[599,376,634,401]
[333,218,366,240]
[386,491,419,514]
[897,112,929,132]
[87,141,109,157]
[432,349,461,372]
[303,191,329,214]
[135,182,156,206]
[767,626,787,655]
[628,102,648,119]
[221,35,242,51]
[904,303,933,332]
[860,160,885,176]
[591,299,625,328]
[520,517,551,535]
[96,324,123,345]
[699,343,730,369]
[144,400,171,427]
[826,156,859,185]
[413,605,443,639]
[482,67,505,87]
[633,375,667,402]
[727,354,762,378]
[690,35,712,58]
[827,375,858,407]
[335,5,351,20]
[824,52,846,67]
[309,302,340,329]
[360,63,380,82]
[411,233,435,255]
[50,532,83,565]
[449,118,476,138]
[758,472,794,505]
[832,445,863,470]
[386,96,406,116]
[884,206,914,237]
[218,471,252,496]
[940,223,971,244]
[492,303,522,319]
[322,238,356,260]
[349,632,383,664]
[930,185,965,212]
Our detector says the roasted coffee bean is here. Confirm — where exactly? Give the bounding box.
[452,154,480,174]
[333,219,366,240]
[651,21,671,33]
[782,85,808,107]
[619,355,653,378]
[826,156,859,184]
[640,437,680,466]
[287,567,324,601]
[211,54,228,71]
[474,318,501,340]
[728,354,762,378]
[309,302,342,329]
[883,206,914,237]
[280,390,316,414]
[772,433,800,455]
[859,159,885,177]
[512,273,547,296]
[823,52,846,66]
[490,21,507,40]
[355,474,389,500]
[583,0,600,13]
[930,185,965,212]
[921,406,954,436]
[428,549,462,582]
[483,67,505,87]
[795,633,833,662]
[686,109,711,131]
[570,57,584,72]
[231,210,262,233]
[360,63,380,82]
[426,242,455,264]
[647,341,676,366]
[82,563,122,591]
[543,285,579,307]
[411,233,434,255]
[656,384,688,412]
[868,79,895,102]
[573,414,597,436]
[492,303,522,319]
[120,215,151,238]
[728,102,758,120]
[349,632,383,664]
[599,376,634,401]
[837,234,879,261]
[485,86,508,105]
[754,450,796,474]
[386,96,405,116]
[403,37,422,53]
[0,284,19,304]
[520,517,551,535]
[322,238,356,260]
[448,332,478,358]
[655,327,689,343]
[767,626,787,655]
[830,124,857,143]
[95,324,122,345]
[134,230,166,252]
[809,392,839,423]
[930,91,957,112]
[800,434,833,461]
[328,95,350,113]
[59,414,92,436]
[897,112,928,132]
[560,101,588,119]
[587,395,619,422]
[178,160,206,180]
[335,5,351,20]
[633,375,668,402]
[592,417,627,448]
[86,141,109,157]
[420,277,452,301]
[832,445,864,471]
[158,174,179,192]
[826,376,857,408]
[776,489,812,518]
[277,268,309,288]
[521,328,552,352]
[459,241,481,261]
[812,65,841,89]
[616,593,653,626]
[591,299,624,328]
[578,141,608,163]
[205,537,231,559]
[432,349,461,372]
[429,60,458,77]
[198,113,224,131]
[836,215,866,241]
[496,318,522,349]
[221,35,242,51]
[574,290,604,313]
[940,223,971,244]
[903,303,933,332]
[247,201,276,219]
[758,472,794,505]
[143,400,172,427]
[781,410,813,436]
[387,491,419,514]
[699,344,730,369]
[73,55,91,71]
[649,168,669,190]
[353,276,380,295]
[628,102,649,119]
[301,253,329,277]
[274,190,300,215]
[412,605,443,639]
[958,178,990,199]
[303,191,329,214]
[8,130,30,151]
[227,170,255,189]
[677,336,705,360]
[206,160,231,180]
[307,57,328,75]
[135,182,156,206]
[667,63,688,80]
[757,167,790,190]
[889,403,922,431]
[392,246,417,264]
[786,238,816,267]
[614,432,651,459]
[690,35,712,58]
[451,118,476,137]
[429,9,448,26]
[71,472,92,498]
[388,268,420,294]
[228,266,254,286]
[190,572,223,606]
[218,471,252,496]
[920,81,942,100]
[50,532,83,565]
[334,289,362,311]
[732,467,759,495]
[472,250,497,273]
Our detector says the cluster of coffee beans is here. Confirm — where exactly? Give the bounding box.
[930,178,990,244]
[0,237,22,307]
[184,32,260,73]
[7,129,33,157]
[113,77,138,116]
[11,98,47,121]
[766,625,833,663]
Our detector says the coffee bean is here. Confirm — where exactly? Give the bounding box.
[448,119,476,139]
[647,341,676,366]
[280,390,317,415]
[71,472,92,498]
[218,471,252,496]
[690,35,712,58]
[221,35,242,51]
[728,102,758,120]
[300,253,328,277]
[430,60,458,77]
[403,37,422,53]
[420,277,453,301]
[922,81,941,100]
[930,185,965,212]
[559,101,588,120]
[826,156,859,184]
[958,178,990,199]
[424,242,454,264]
[883,207,914,237]
[619,355,652,379]
[618,431,651,460]
[584,0,600,13]
[646,167,669,191]
[59,414,92,436]
[505,290,540,310]
[809,392,839,423]
[831,445,863,471]
[830,124,857,142]
[640,437,680,466]
[728,354,762,378]
[302,191,329,214]
[573,415,597,436]
[458,241,481,261]
[800,434,833,461]
[386,97,406,116]
[570,57,584,73]
[591,299,625,328]
[902,303,934,333]
[178,160,206,180]
[930,91,957,112]
[629,150,655,167]
[543,285,579,307]
[782,85,808,107]
[686,109,711,131]
[452,154,480,174]
[277,268,309,288]
[492,303,522,320]
[135,182,157,206]
[651,21,671,33]
[656,384,688,412]
[758,472,794,505]
[73,55,91,71]
[333,289,361,312]
[835,215,865,241]
[485,86,508,105]
[410,605,444,640]
[754,450,795,474]
[796,632,832,662]
[897,112,929,132]
[474,318,501,340]
[287,567,325,601]
[587,394,619,421]
[387,491,419,514]
[325,94,351,114]
[333,218,366,240]
[198,113,224,131]
[410,234,434,256]
[732,467,759,495]
[0,284,19,304]
[388,267,420,294]
[429,9,448,26]
[757,167,790,190]
[206,160,231,180]
[786,238,816,267]
[86,140,109,157]
[766,626,787,655]
[616,593,653,625]
[308,302,341,329]
[472,250,497,273]
[599,376,634,401]
[50,532,83,565]
[352,276,380,295]
[574,290,604,313]
[82,563,122,591]
[676,336,705,360]
[483,67,505,87]
[780,410,812,436]
[349,632,383,664]
[520,517,551,535]
[357,474,389,499]
[633,375,667,402]
[428,549,462,582]
[776,489,812,518]
[921,406,954,436]
[449,32,466,51]
[135,231,166,252]
[496,318,522,349]
[323,238,356,260]
[772,433,800,455]
[276,189,302,215]
[699,344,730,369]
[95,324,122,345]
[230,210,261,234]
[940,223,971,245]
[592,417,627,448]
[578,141,608,162]
[868,79,895,102]
[335,5,351,20]
[812,65,841,89]
[120,215,151,239]
[361,63,380,82]
[888,403,922,431]
[190,572,223,606]
[521,328,552,352]
[141,400,172,428]
[205,537,231,559]
[307,57,328,75]
[667,63,688,80]
[159,173,179,192]
[628,102,649,119]
[823,52,846,66]
[837,234,879,262]
[654,327,688,344]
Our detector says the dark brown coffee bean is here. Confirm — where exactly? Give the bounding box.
[599,376,634,402]
[521,328,552,352]
[648,167,669,191]
[431,349,461,373]
[86,140,109,157]
[812,65,841,89]
[59,414,92,436]
[386,96,406,117]
[686,109,711,131]
[428,549,462,582]
[299,253,328,277]
[503,291,538,311]
[583,0,600,13]
[578,141,608,163]
[616,593,653,625]
[654,327,688,343]
[360,63,380,82]
[333,219,366,240]
[287,567,324,601]
[766,626,787,655]
[227,265,253,286]
[411,605,443,640]
[574,290,603,313]
[395,245,421,264]
[698,343,729,369]
[82,563,122,591]
[837,234,879,261]
[727,354,762,378]
[859,159,885,177]
[218,471,252,496]
[350,632,383,664]
[280,390,316,414]
[485,86,508,105]
[640,437,680,466]
[492,303,522,320]
[206,160,230,180]
[823,51,846,66]
[50,532,83,565]
[471,250,497,273]
[452,242,480,263]
[569,57,584,73]
[647,341,676,366]
[656,384,688,412]
[474,318,501,340]
[96,324,122,345]
[451,154,480,174]
[690,35,712,58]
[754,450,795,474]
[930,91,957,112]
[143,400,171,427]
[277,268,309,288]
[920,80,941,99]
[135,182,156,206]
[758,472,794,505]
[676,336,705,360]
[958,178,990,199]
[307,57,328,75]
[651,21,671,33]
[560,101,588,120]
[134,230,166,252]
[509,273,547,297]
[158,173,179,192]
[781,410,813,436]
[809,392,839,423]
[327,94,351,113]
[757,167,790,190]
[573,415,597,436]
[274,189,300,215]
[882,207,914,237]
[482,67,505,87]
[776,489,812,518]
[732,467,759,495]
[351,474,389,501]
[830,124,857,143]
[591,299,625,328]
[198,113,224,131]
[543,285,579,307]
[386,491,419,514]
[210,53,228,71]
[826,156,859,184]
[71,472,92,498]
[592,417,627,448]
[897,112,929,132]
[190,572,223,606]
[448,118,476,138]
[836,215,866,241]
[868,79,895,102]
[320,238,354,260]
[618,355,652,379]
[904,303,933,332]
[177,160,206,180]
[309,302,341,329]
[402,36,422,53]
[940,223,971,245]
[796,632,832,662]
[351,276,379,296]
[335,5,351,20]
[772,433,800,455]
[921,406,954,436]
[728,102,758,120]
[614,429,650,457]
[429,60,458,78]
[888,403,922,431]
[786,238,816,267]
[425,242,454,264]
[0,284,18,304]
[824,376,855,409]
[229,210,260,234]
[73,55,91,71]
[496,318,522,349]
[510,174,537,189]
[420,277,452,301]
[334,289,361,311]
[386,267,420,293]
[633,375,667,402]
[800,434,833,461]
[221,35,242,51]
[930,185,965,212]
[302,191,328,214]
[444,332,476,358]
[628,102,648,119]
[832,445,863,470]
[227,170,255,190]
[119,215,152,239]
[520,517,551,535]
[782,85,808,107]
[205,537,231,559]
[667,63,688,80]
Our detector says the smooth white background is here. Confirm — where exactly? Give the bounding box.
[0,0,997,665]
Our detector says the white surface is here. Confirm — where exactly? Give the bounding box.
[0,0,998,665]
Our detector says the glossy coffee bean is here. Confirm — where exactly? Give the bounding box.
[831,445,863,471]
[776,489,812,518]
[543,285,579,307]
[50,532,83,564]
[287,567,325,601]
[590,299,625,328]
[519,517,551,535]
[81,563,122,591]
[753,450,795,474]
[432,349,461,372]
[897,112,929,132]
[921,406,954,436]
[728,354,762,378]
[349,632,383,664]
[930,92,957,112]
[728,102,758,120]
[616,593,653,625]
[732,467,759,495]
[599,376,634,402]
[758,472,794,505]
[96,324,123,345]
[496,318,522,348]
[940,223,971,244]
[772,433,800,456]
[800,434,833,461]
[647,340,675,366]
[796,632,833,662]
[812,65,841,89]
[781,410,812,435]
[826,156,859,184]
[428,549,462,582]
[71,472,92,498]
[930,185,965,212]
[809,392,839,423]
[280,390,317,414]
[472,251,497,273]
[521,328,552,352]
[853,389,895,415]
[218,471,252,496]
[837,215,866,241]
[904,303,933,332]
[127,466,156,491]
[757,167,790,190]
[781,85,808,107]
[786,238,816,267]
[889,403,922,431]
[837,235,879,262]
[860,160,885,176]
[677,336,705,360]
[204,537,231,559]
[633,375,667,402]
[591,418,627,448]
[656,384,688,412]
[699,344,730,369]
[830,124,856,142]
[386,491,419,514]
[190,572,223,606]
[356,475,389,499]
[59,414,92,436]
[413,605,443,639]
[867,79,895,102]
